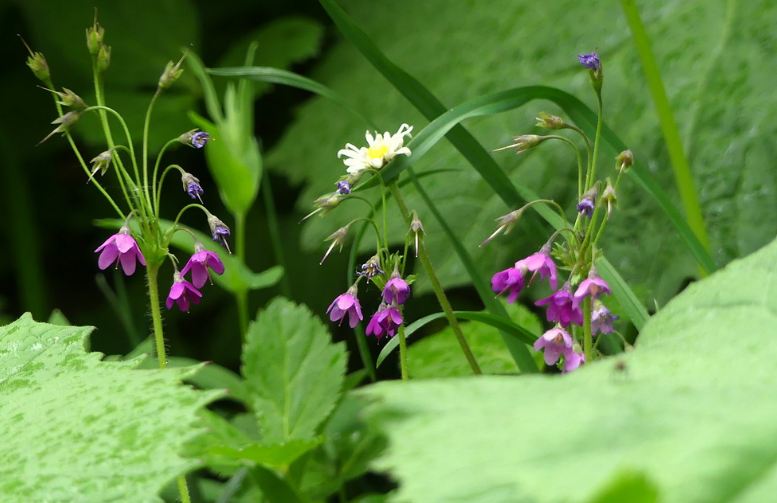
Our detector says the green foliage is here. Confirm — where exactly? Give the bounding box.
[269,0,777,306]
[406,303,542,378]
[243,298,347,443]
[360,236,777,502]
[0,314,214,501]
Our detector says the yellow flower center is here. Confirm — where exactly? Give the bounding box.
[367,144,389,159]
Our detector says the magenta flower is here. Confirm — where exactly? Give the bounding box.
[591,303,617,335]
[491,266,525,303]
[383,274,411,305]
[536,283,583,326]
[327,286,363,328]
[563,350,585,373]
[366,305,403,340]
[181,243,225,289]
[515,247,558,289]
[574,271,611,308]
[94,225,146,276]
[533,326,573,366]
[578,52,601,71]
[165,273,202,312]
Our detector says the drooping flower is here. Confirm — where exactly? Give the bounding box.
[535,283,583,326]
[616,149,634,172]
[577,52,601,71]
[327,285,363,328]
[573,270,611,308]
[491,266,525,304]
[336,180,351,195]
[366,305,403,340]
[515,247,558,290]
[181,172,204,203]
[591,302,618,335]
[88,149,113,183]
[179,129,210,149]
[577,195,595,217]
[207,214,231,253]
[165,272,202,312]
[533,326,573,366]
[494,134,545,154]
[563,349,585,373]
[383,273,411,305]
[181,243,225,289]
[94,225,146,276]
[410,211,424,258]
[357,255,383,280]
[480,209,522,247]
[320,226,349,265]
[337,124,413,175]
[39,110,81,144]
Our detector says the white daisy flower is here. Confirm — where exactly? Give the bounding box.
[337,123,413,175]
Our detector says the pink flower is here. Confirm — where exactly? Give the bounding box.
[165,273,202,312]
[533,326,573,366]
[573,270,611,308]
[366,306,403,340]
[94,225,146,276]
[327,286,363,328]
[535,283,583,326]
[591,303,617,336]
[491,267,525,303]
[563,350,585,372]
[383,274,411,305]
[515,247,558,289]
[181,243,225,289]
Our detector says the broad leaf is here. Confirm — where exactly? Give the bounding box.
[242,298,347,443]
[0,314,215,501]
[361,236,777,502]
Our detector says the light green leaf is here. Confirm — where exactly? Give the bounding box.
[0,314,215,501]
[211,438,322,469]
[406,303,541,378]
[243,298,347,443]
[361,236,777,502]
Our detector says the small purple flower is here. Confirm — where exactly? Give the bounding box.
[357,255,383,280]
[181,172,204,203]
[563,349,585,373]
[366,305,403,340]
[94,225,146,276]
[207,214,231,253]
[533,326,573,366]
[165,273,203,312]
[336,180,351,195]
[491,266,525,303]
[536,283,583,326]
[181,243,225,289]
[383,274,411,305]
[327,286,363,328]
[573,271,611,308]
[515,247,558,289]
[577,196,595,217]
[591,303,618,335]
[191,131,210,149]
[578,52,601,71]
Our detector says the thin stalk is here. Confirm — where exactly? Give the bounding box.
[583,297,593,362]
[261,171,292,296]
[546,135,585,198]
[155,164,186,212]
[169,203,209,230]
[397,323,409,380]
[142,90,161,210]
[585,95,604,191]
[620,0,711,272]
[389,182,481,375]
[234,212,249,336]
[152,139,179,215]
[146,265,167,368]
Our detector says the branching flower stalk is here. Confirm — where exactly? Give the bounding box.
[27,18,231,502]
[485,52,629,372]
[313,124,482,379]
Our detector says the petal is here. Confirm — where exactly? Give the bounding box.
[336,295,355,311]
[165,296,174,310]
[119,252,137,276]
[191,265,208,289]
[135,247,146,266]
[114,234,136,254]
[348,308,360,328]
[97,245,119,270]
[206,253,225,274]
[168,282,186,301]
[94,235,115,253]
[329,306,344,322]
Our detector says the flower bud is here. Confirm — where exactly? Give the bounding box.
[616,150,633,172]
[577,186,598,218]
[26,51,49,82]
[39,111,81,144]
[159,59,184,90]
[86,19,105,55]
[410,211,424,257]
[97,44,111,71]
[88,150,113,183]
[53,88,87,110]
[178,129,210,149]
[602,179,617,218]
[535,112,566,130]
[358,255,383,280]
[480,209,522,247]
[336,180,351,195]
[302,193,344,221]
[494,134,546,154]
[320,226,349,265]
[207,214,231,253]
[578,52,603,93]
[181,172,204,203]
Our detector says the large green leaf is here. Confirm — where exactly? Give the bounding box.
[361,236,777,502]
[268,0,777,306]
[242,298,347,443]
[0,314,215,501]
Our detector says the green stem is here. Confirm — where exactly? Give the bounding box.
[261,171,292,296]
[177,475,192,503]
[234,212,249,337]
[620,0,711,271]
[389,182,481,375]
[142,90,160,211]
[155,164,186,212]
[169,203,209,232]
[583,297,593,362]
[546,135,585,198]
[585,95,603,191]
[152,139,179,215]
[397,322,409,380]
[146,265,167,368]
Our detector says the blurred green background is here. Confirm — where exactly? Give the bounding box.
[2,0,776,373]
